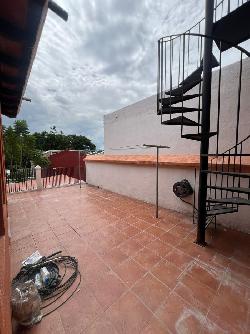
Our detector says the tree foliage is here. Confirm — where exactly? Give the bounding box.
[13,120,29,136]
[3,120,50,170]
[3,121,96,170]
[32,127,96,152]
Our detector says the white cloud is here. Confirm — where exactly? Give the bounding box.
[4,0,247,148]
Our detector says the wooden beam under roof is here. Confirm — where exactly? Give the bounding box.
[0,0,48,118]
[0,86,20,97]
[0,18,26,41]
[0,95,20,104]
[0,51,26,69]
[0,73,22,86]
[0,0,68,118]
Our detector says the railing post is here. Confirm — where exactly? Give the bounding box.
[156,146,159,218]
[197,0,214,246]
[35,165,43,190]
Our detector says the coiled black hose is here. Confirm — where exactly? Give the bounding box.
[12,252,81,317]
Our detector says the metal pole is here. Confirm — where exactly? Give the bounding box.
[197,0,214,245]
[143,144,169,218]
[156,147,159,218]
[78,151,81,189]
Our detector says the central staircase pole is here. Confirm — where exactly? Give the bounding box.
[197,0,215,245]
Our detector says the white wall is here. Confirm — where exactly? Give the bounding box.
[86,57,250,234]
[86,162,195,214]
[104,57,250,155]
[86,161,250,234]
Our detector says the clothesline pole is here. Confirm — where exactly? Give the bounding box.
[143,144,170,218]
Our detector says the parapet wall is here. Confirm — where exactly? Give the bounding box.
[86,155,250,234]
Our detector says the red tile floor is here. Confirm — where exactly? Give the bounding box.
[9,184,250,333]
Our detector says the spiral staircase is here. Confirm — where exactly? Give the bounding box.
[157,0,250,244]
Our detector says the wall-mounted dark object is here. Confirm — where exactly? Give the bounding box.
[48,1,68,21]
[22,97,31,102]
[173,179,193,198]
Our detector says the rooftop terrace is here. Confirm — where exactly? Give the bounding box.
[9,185,250,334]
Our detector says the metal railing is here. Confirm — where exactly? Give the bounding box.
[6,165,84,193]
[157,0,250,138]
[6,168,37,193]
[207,135,250,205]
[157,31,249,144]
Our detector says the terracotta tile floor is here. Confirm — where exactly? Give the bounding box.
[8,184,250,334]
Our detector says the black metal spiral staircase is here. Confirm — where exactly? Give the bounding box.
[205,135,250,219]
[157,0,250,245]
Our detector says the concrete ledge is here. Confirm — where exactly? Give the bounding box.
[85,154,250,171]
[85,154,200,167]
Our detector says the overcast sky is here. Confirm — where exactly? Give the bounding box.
[3,0,207,148]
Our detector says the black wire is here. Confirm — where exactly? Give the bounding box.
[12,253,81,318]
[42,272,81,317]
[41,272,81,309]
[41,259,78,299]
[179,197,198,217]
[41,289,66,309]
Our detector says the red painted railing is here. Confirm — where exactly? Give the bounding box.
[41,166,79,188]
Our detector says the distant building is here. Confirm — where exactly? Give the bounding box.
[43,150,62,158]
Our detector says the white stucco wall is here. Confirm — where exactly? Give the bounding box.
[104,57,250,155]
[86,162,196,215]
[86,161,250,234]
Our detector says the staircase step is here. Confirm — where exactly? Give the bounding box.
[213,2,250,52]
[180,67,202,86]
[162,116,200,126]
[178,54,218,87]
[159,94,201,106]
[181,132,217,141]
[208,185,250,195]
[165,54,219,97]
[200,54,220,69]
[207,197,250,205]
[166,78,202,96]
[202,170,250,178]
[158,106,201,115]
[206,205,238,216]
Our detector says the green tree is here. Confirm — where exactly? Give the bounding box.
[68,134,96,151]
[32,150,50,167]
[3,126,21,171]
[4,120,96,170]
[13,120,29,136]
[4,121,50,169]
[33,126,96,152]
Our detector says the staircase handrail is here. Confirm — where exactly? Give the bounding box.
[159,32,250,57]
